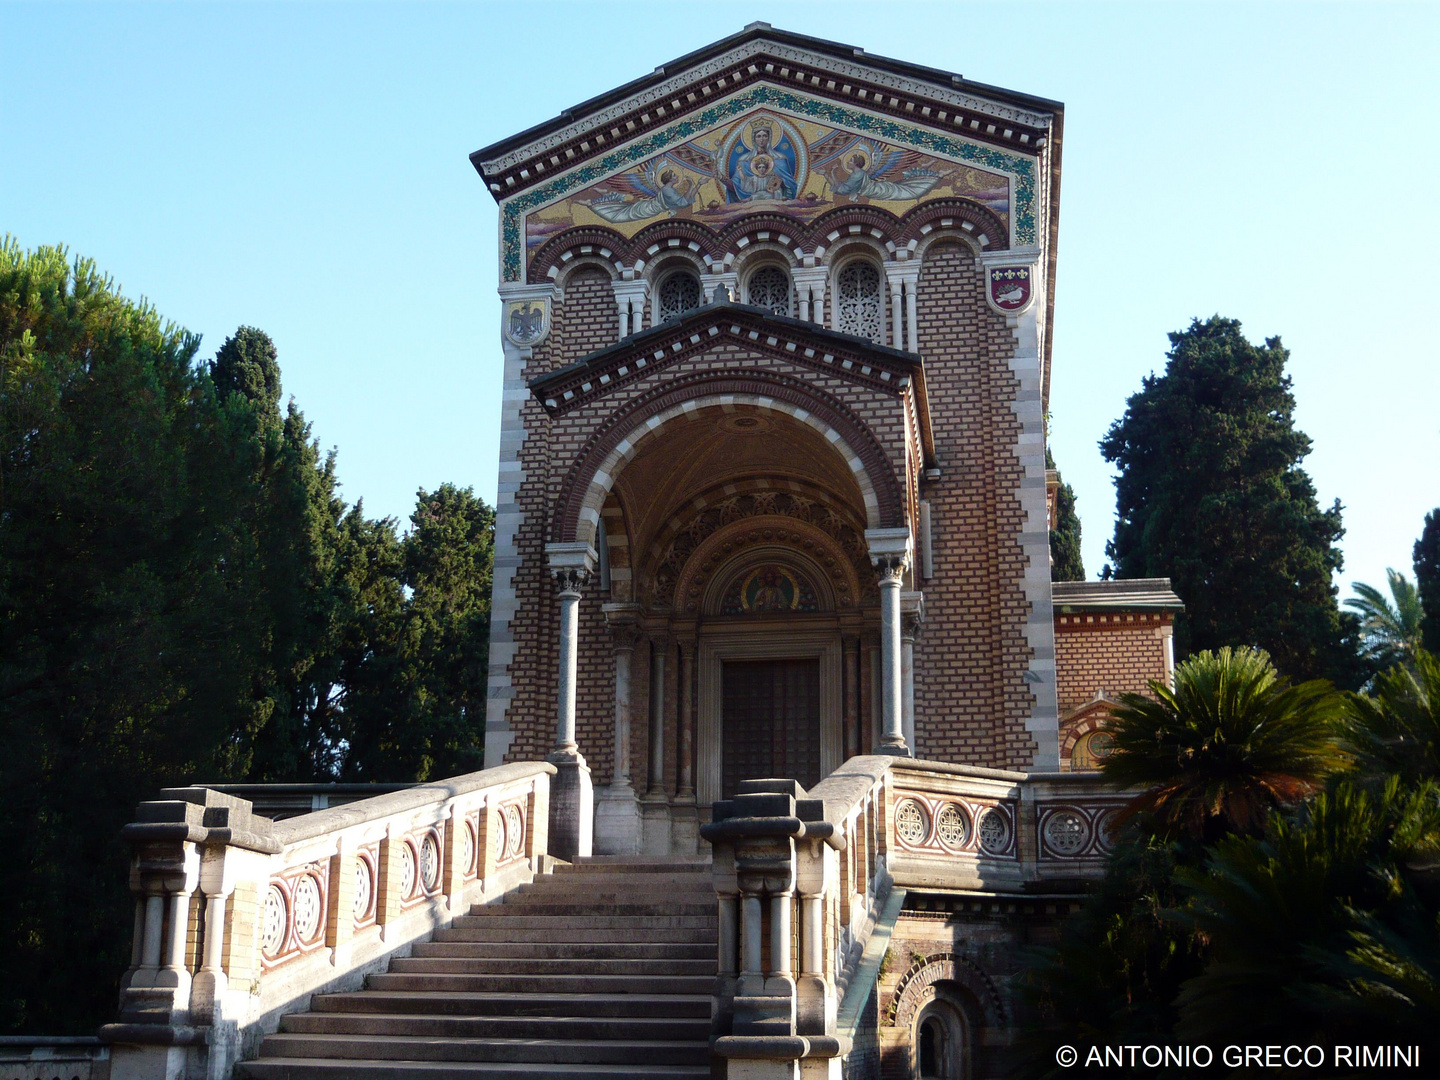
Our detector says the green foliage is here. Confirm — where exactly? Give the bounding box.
[1099,316,1356,684]
[1173,778,1440,1045]
[1416,510,1440,655]
[1346,569,1424,676]
[1102,647,1350,842]
[1347,651,1440,787]
[0,240,495,1033]
[1045,447,1084,582]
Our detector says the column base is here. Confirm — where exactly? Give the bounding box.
[871,741,912,757]
[640,793,672,855]
[546,749,594,861]
[594,781,642,855]
[671,796,700,856]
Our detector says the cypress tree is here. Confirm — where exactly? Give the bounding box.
[1100,316,1354,683]
[1416,509,1440,654]
[1046,447,1085,582]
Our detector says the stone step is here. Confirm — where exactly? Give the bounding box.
[279,1012,711,1041]
[436,924,716,944]
[258,1033,709,1066]
[236,1059,709,1079]
[450,913,716,930]
[491,900,716,916]
[389,957,714,977]
[412,940,714,961]
[365,972,713,995]
[310,992,711,1019]
[567,857,710,870]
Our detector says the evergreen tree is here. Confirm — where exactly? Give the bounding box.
[1100,316,1355,682]
[1046,447,1084,581]
[0,241,260,1030]
[1416,509,1440,654]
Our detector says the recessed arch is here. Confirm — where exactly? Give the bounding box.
[550,371,905,551]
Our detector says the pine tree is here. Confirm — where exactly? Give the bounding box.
[1100,316,1354,683]
[1416,510,1440,655]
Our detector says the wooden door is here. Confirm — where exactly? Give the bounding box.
[721,658,822,797]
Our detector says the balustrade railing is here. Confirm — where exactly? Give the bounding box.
[99,761,554,1080]
[702,758,1121,1079]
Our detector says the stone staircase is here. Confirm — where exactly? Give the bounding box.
[236,857,716,1079]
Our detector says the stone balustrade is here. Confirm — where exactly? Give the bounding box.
[702,758,1120,1079]
[99,761,555,1080]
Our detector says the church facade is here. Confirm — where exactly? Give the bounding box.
[471,24,1174,859]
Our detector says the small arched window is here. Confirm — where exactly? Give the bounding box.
[746,265,792,316]
[1071,729,1114,771]
[835,260,884,342]
[915,1000,963,1079]
[657,270,702,323]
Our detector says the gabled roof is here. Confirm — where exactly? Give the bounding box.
[1051,579,1185,614]
[470,23,1062,204]
[528,300,935,465]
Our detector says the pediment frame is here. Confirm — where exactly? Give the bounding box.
[475,36,1051,196]
[530,303,919,416]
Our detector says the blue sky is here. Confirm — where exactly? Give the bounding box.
[3,1,1436,599]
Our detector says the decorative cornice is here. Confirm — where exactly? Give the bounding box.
[472,30,1056,190]
[529,300,920,416]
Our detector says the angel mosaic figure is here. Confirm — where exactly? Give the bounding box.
[586,166,696,224]
[821,147,945,203]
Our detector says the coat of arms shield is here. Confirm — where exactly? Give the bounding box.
[987,266,1032,312]
[504,298,550,346]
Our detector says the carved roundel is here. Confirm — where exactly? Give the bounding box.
[976,807,1011,855]
[261,884,288,959]
[398,841,417,899]
[293,874,324,944]
[1042,809,1089,856]
[504,804,526,859]
[895,798,930,847]
[934,803,971,851]
[354,855,375,923]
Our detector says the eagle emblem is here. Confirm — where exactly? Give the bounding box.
[504,299,550,345]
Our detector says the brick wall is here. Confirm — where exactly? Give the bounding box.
[1054,614,1172,713]
[911,243,1037,770]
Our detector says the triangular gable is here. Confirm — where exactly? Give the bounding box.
[472,25,1062,284]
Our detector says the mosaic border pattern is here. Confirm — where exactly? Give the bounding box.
[499,85,1038,280]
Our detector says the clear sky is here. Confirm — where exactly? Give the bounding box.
[3,1,1436,600]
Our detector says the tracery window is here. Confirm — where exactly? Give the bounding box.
[657,270,702,322]
[746,265,792,316]
[835,260,884,342]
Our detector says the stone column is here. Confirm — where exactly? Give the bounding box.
[866,528,912,756]
[793,264,828,327]
[901,608,922,754]
[641,630,672,854]
[611,278,648,340]
[888,274,904,350]
[886,261,920,353]
[842,633,860,761]
[545,541,597,861]
[596,607,641,855]
[673,637,699,853]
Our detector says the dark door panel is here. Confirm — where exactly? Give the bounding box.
[721,658,822,797]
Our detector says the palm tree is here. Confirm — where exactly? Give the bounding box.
[1346,568,1425,672]
[1102,646,1349,843]
[1347,650,1440,784]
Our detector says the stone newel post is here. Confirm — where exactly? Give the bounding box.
[546,541,598,861]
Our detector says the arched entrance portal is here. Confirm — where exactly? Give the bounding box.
[601,399,880,822]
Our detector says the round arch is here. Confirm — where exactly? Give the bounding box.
[550,371,906,550]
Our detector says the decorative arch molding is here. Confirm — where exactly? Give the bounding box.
[643,476,869,594]
[888,952,1007,1033]
[1059,697,1116,763]
[549,370,906,547]
[524,199,1010,283]
[665,515,864,615]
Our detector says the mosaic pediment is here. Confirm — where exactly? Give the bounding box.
[501,86,1037,281]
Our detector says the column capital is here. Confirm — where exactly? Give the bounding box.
[901,590,925,642]
[547,541,596,595]
[866,526,912,584]
[883,260,921,286]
